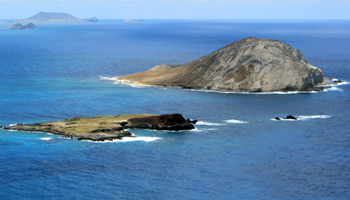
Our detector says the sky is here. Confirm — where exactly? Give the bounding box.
[0,0,350,20]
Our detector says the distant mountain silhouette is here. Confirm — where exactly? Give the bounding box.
[2,12,98,23]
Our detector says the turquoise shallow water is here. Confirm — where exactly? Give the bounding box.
[0,20,350,199]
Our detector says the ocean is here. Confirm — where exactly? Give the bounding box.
[0,19,349,199]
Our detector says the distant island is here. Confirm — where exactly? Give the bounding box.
[124,19,143,22]
[115,37,325,93]
[1,12,98,23]
[7,22,37,29]
[1,114,195,142]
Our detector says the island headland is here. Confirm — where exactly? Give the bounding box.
[2,12,98,23]
[7,22,37,29]
[1,114,195,142]
[116,37,324,93]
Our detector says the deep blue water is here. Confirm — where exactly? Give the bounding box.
[1,20,350,199]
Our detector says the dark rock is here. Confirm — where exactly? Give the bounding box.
[118,121,128,126]
[275,115,298,120]
[333,79,343,84]
[187,118,198,124]
[286,115,298,120]
[125,114,195,130]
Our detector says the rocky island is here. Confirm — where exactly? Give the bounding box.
[123,19,143,22]
[1,114,195,142]
[7,22,37,29]
[2,12,98,23]
[116,37,324,93]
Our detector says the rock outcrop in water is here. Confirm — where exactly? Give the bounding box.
[117,37,324,92]
[7,23,37,29]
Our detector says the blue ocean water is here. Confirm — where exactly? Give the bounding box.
[0,20,350,199]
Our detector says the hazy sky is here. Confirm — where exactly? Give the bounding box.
[1,0,350,20]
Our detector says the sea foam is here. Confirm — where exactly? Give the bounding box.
[40,137,53,141]
[118,136,161,142]
[195,121,226,126]
[298,115,331,120]
[271,115,331,121]
[90,136,162,143]
[190,88,318,95]
[99,76,118,81]
[224,119,249,124]
[324,87,343,91]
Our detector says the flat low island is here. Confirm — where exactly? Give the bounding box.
[1,114,195,142]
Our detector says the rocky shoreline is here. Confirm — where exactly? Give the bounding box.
[1,114,195,142]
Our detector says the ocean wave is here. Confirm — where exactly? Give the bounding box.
[99,76,118,81]
[332,79,349,85]
[195,128,218,131]
[190,127,219,132]
[191,89,318,95]
[119,136,161,142]
[130,84,147,88]
[298,115,331,120]
[272,115,331,121]
[337,81,349,85]
[91,136,162,143]
[224,119,249,124]
[323,87,343,91]
[108,78,149,88]
[195,121,226,126]
[40,137,53,141]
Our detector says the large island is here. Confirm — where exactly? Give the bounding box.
[116,37,324,93]
[2,12,98,23]
[1,114,195,142]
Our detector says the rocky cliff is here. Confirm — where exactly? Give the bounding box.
[117,37,324,92]
[123,114,194,130]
